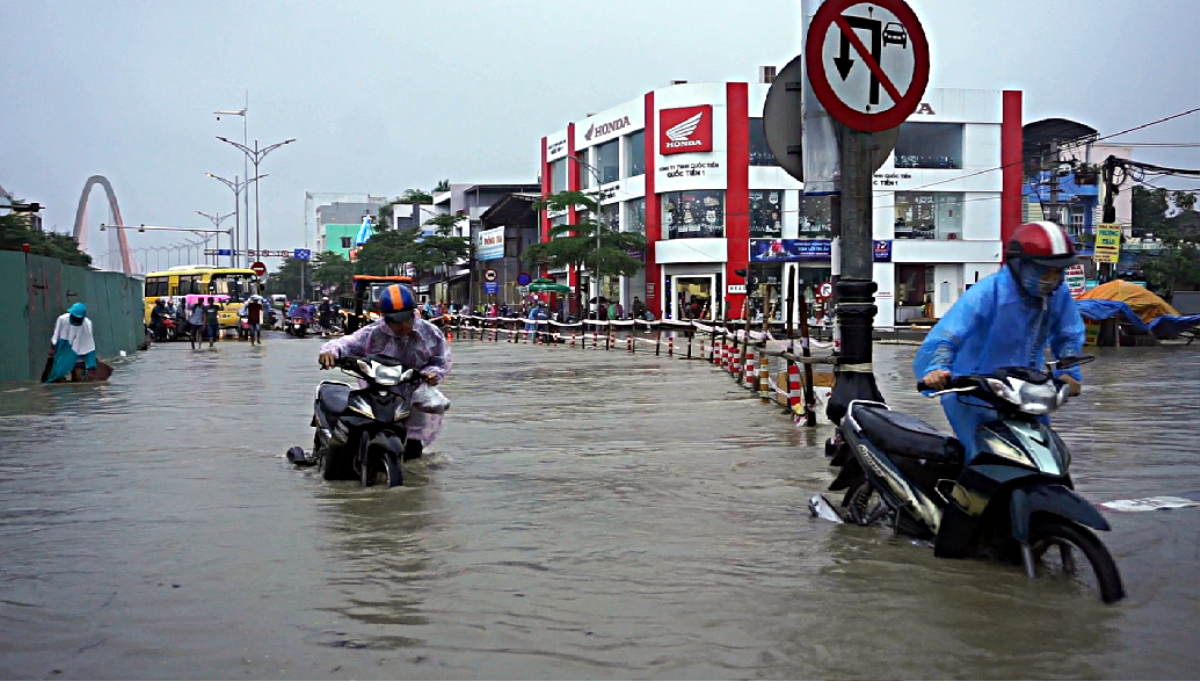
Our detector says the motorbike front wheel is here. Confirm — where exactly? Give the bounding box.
[1029,520,1125,604]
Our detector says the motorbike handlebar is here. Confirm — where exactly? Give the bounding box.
[917,376,977,394]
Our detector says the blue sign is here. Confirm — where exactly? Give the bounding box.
[293,248,311,261]
[483,282,500,295]
[873,240,892,263]
[217,248,232,256]
[750,239,831,263]
[516,272,532,287]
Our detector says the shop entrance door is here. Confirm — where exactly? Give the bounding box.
[672,275,715,320]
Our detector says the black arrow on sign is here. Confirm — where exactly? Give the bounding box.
[835,15,883,105]
[834,34,855,80]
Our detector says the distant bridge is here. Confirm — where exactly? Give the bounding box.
[72,175,135,274]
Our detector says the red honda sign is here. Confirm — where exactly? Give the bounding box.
[659,105,713,155]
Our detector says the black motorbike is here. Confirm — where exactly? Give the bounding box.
[812,355,1124,603]
[300,354,423,488]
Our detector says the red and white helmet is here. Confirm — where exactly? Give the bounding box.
[1006,221,1078,267]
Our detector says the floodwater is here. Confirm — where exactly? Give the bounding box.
[1,332,1198,679]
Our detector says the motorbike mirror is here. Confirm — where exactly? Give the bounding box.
[1054,355,1095,371]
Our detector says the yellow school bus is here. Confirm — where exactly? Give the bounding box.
[143,266,263,328]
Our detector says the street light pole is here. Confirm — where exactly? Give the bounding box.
[195,210,235,265]
[205,172,265,267]
[216,135,295,259]
[215,96,251,268]
[567,154,606,315]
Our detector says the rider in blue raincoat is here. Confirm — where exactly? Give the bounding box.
[914,222,1086,461]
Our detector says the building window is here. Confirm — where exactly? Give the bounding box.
[662,190,724,239]
[750,190,783,237]
[599,202,619,231]
[340,236,352,249]
[749,118,779,166]
[550,159,567,194]
[624,198,646,234]
[1070,207,1086,239]
[577,149,591,190]
[799,195,834,238]
[595,139,620,184]
[894,192,964,240]
[626,131,645,177]
[894,122,963,169]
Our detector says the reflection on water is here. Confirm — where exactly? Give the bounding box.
[0,336,1196,678]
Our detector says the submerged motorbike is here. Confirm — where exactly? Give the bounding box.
[813,355,1125,603]
[299,354,424,488]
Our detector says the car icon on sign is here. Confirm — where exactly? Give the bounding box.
[883,22,908,48]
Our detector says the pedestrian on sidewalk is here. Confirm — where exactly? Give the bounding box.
[202,297,221,348]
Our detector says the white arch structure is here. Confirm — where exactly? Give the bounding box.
[73,175,135,274]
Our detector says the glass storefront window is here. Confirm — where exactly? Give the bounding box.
[624,198,645,233]
[626,130,645,177]
[799,194,834,238]
[894,122,964,169]
[599,202,619,232]
[662,190,724,239]
[894,192,963,239]
[750,190,783,237]
[595,139,620,184]
[749,118,779,166]
[550,159,567,194]
[577,149,591,189]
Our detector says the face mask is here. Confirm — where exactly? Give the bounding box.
[1017,262,1062,298]
[70,315,84,326]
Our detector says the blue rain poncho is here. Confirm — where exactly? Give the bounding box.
[46,303,97,383]
[912,267,1086,460]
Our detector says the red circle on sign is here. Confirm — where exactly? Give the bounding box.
[806,0,930,133]
[250,261,267,277]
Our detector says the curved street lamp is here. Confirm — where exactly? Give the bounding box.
[215,136,295,259]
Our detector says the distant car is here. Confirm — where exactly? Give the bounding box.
[883,22,908,48]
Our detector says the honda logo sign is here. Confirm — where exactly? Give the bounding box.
[659,105,713,155]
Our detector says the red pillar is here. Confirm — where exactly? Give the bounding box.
[1001,90,1023,260]
[725,82,750,318]
[540,137,550,245]
[644,91,661,318]
[567,123,579,306]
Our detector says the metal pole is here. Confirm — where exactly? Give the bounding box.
[254,140,262,257]
[233,175,241,267]
[243,94,250,270]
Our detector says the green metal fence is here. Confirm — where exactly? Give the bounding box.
[0,250,144,381]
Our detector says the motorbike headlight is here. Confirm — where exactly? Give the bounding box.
[373,365,405,386]
[1017,381,1059,415]
[986,378,1021,405]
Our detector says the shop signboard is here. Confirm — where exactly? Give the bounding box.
[477,227,505,261]
[659,105,713,155]
[873,240,893,262]
[1065,264,1087,298]
[750,238,832,263]
[1094,224,1122,263]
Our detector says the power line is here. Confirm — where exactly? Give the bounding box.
[1065,106,1200,148]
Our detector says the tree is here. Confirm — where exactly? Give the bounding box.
[267,257,305,299]
[1132,186,1200,298]
[434,179,451,193]
[416,214,471,295]
[400,188,433,205]
[354,228,419,276]
[0,207,93,268]
[311,251,354,297]
[522,190,646,315]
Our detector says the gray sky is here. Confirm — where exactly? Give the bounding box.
[2,0,1197,268]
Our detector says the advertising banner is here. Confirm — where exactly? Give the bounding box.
[1094,224,1122,263]
[477,227,505,261]
[873,240,893,262]
[1065,264,1087,298]
[750,238,832,263]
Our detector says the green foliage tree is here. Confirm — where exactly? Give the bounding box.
[1131,186,1200,298]
[0,208,93,268]
[434,179,451,193]
[400,188,433,205]
[267,257,305,299]
[522,190,646,315]
[311,251,354,296]
[354,228,418,276]
[416,215,471,293]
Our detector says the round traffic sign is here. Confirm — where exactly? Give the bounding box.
[483,268,498,282]
[806,0,929,133]
[516,272,532,287]
[250,261,267,277]
[818,281,834,300]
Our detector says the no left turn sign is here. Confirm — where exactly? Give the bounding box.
[806,0,929,132]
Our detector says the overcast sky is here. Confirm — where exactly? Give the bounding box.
[2,0,1197,269]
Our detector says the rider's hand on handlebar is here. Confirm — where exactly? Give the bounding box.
[1063,374,1082,397]
[319,352,337,369]
[421,371,440,386]
[922,369,952,390]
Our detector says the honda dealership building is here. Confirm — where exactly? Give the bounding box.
[539,82,1024,326]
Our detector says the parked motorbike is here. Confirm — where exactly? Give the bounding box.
[299,355,424,488]
[812,355,1124,603]
[237,315,250,341]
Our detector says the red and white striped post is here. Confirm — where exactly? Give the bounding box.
[787,362,802,413]
[744,348,756,388]
[759,354,771,402]
[667,333,674,357]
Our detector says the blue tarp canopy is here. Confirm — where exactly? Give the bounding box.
[1077,299,1200,339]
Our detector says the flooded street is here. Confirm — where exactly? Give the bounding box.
[1,334,1198,679]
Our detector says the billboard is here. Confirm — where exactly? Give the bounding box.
[477,227,505,261]
[750,239,832,263]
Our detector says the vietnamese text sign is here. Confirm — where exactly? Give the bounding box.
[1065,264,1087,298]
[1094,224,1122,263]
[477,227,505,261]
[483,282,500,295]
[750,239,832,263]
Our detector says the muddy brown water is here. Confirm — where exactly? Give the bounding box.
[1,334,1197,679]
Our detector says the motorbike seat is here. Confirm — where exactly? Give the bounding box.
[851,404,964,464]
[318,382,352,415]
